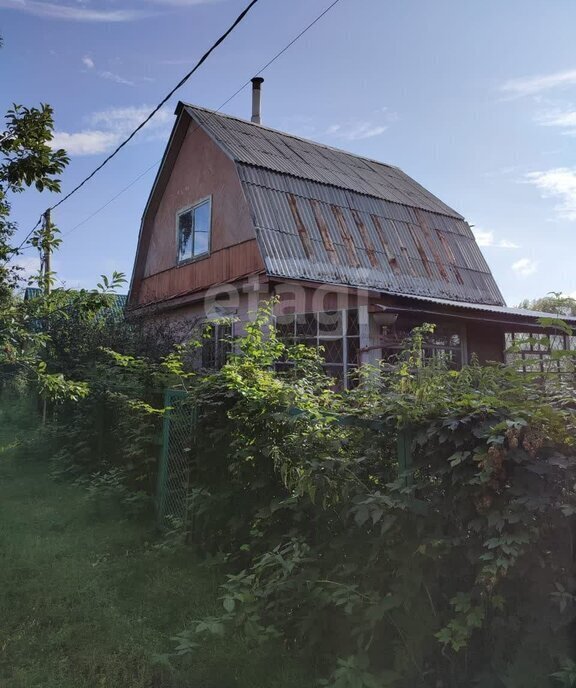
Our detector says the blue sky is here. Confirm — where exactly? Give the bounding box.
[2,0,576,305]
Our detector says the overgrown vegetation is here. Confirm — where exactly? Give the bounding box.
[35,301,576,688]
[0,396,312,688]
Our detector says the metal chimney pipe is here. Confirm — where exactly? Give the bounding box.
[251,77,264,124]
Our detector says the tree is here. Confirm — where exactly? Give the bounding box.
[0,104,68,305]
[519,292,576,317]
[0,104,119,399]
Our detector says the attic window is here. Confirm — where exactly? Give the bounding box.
[177,198,211,263]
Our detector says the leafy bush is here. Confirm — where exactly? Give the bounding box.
[37,301,576,686]
[164,306,576,688]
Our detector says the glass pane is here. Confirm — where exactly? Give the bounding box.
[276,314,296,340]
[194,231,210,256]
[201,331,216,368]
[178,211,193,262]
[298,338,318,349]
[347,337,360,366]
[318,310,343,336]
[193,201,211,256]
[323,365,344,389]
[319,338,343,363]
[215,324,232,369]
[347,366,360,389]
[347,309,359,336]
[194,201,211,234]
[296,313,317,337]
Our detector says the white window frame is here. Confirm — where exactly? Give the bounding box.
[379,320,467,370]
[200,319,235,370]
[176,196,212,265]
[274,309,361,389]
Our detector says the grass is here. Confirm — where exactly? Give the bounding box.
[0,397,314,688]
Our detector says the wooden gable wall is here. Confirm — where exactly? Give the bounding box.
[129,116,264,309]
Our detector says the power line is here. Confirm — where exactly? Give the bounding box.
[220,0,343,110]
[53,0,345,242]
[11,215,43,255]
[62,159,161,238]
[49,0,261,213]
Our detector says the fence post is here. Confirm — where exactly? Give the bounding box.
[397,427,413,486]
[156,389,172,524]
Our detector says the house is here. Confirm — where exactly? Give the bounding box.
[127,80,575,385]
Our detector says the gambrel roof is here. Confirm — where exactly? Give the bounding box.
[182,104,505,306]
[132,103,505,308]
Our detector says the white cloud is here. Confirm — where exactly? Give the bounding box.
[501,68,576,97]
[325,109,398,142]
[50,130,120,156]
[87,106,172,132]
[525,167,576,220]
[535,108,576,136]
[97,70,135,86]
[471,227,519,249]
[51,105,173,156]
[0,0,149,22]
[80,55,134,86]
[512,258,538,277]
[326,122,389,141]
[280,109,397,144]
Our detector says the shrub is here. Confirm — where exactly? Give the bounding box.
[167,308,576,688]
[39,302,576,687]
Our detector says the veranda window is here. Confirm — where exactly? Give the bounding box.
[380,323,465,370]
[275,309,360,389]
[505,332,575,375]
[201,322,232,370]
[177,198,211,263]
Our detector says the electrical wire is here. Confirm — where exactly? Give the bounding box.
[49,0,261,212]
[53,0,345,242]
[6,0,344,258]
[10,215,43,255]
[62,159,161,238]
[219,0,343,110]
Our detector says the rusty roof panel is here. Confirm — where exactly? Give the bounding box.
[240,168,505,305]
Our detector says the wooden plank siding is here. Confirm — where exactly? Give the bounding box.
[137,239,264,306]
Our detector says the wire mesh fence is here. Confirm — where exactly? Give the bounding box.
[156,389,196,528]
[156,388,415,528]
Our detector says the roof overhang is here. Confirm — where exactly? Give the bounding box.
[376,294,576,330]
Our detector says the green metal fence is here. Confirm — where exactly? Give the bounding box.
[157,389,414,527]
[156,389,196,528]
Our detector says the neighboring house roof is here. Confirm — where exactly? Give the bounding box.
[23,287,42,301]
[107,293,128,317]
[182,104,505,307]
[24,287,127,319]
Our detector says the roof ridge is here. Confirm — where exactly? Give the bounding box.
[180,101,402,173]
[180,101,463,220]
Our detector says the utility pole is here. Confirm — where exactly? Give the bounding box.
[43,208,51,295]
[42,208,51,424]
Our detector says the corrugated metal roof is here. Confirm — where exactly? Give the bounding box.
[239,167,505,306]
[185,105,462,218]
[182,104,505,306]
[387,294,576,324]
[24,287,42,301]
